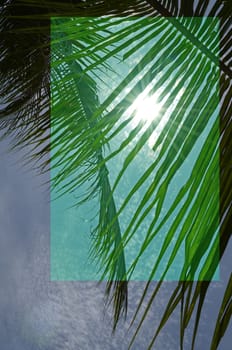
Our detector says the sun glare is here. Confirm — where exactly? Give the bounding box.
[126,90,163,148]
[124,81,185,150]
[129,91,162,127]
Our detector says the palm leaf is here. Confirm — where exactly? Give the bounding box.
[1,0,231,348]
[51,20,128,327]
[48,12,232,348]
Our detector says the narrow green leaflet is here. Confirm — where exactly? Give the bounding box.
[50,16,220,283]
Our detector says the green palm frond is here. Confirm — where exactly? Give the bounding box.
[51,21,128,326]
[49,12,231,348]
[1,1,231,349]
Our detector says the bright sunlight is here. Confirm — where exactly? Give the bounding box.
[126,81,185,149]
[126,88,164,149]
[129,91,162,127]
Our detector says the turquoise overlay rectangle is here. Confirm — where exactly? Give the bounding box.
[50,17,220,281]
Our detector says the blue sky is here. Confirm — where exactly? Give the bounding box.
[51,16,220,282]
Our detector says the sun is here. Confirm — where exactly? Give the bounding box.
[125,89,165,149]
[129,91,163,127]
[125,82,185,149]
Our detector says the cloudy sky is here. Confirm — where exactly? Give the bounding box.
[0,130,231,349]
[0,8,231,349]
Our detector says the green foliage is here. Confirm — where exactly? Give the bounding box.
[1,1,231,349]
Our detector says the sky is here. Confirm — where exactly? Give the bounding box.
[0,9,231,350]
[0,132,231,349]
[50,16,221,283]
